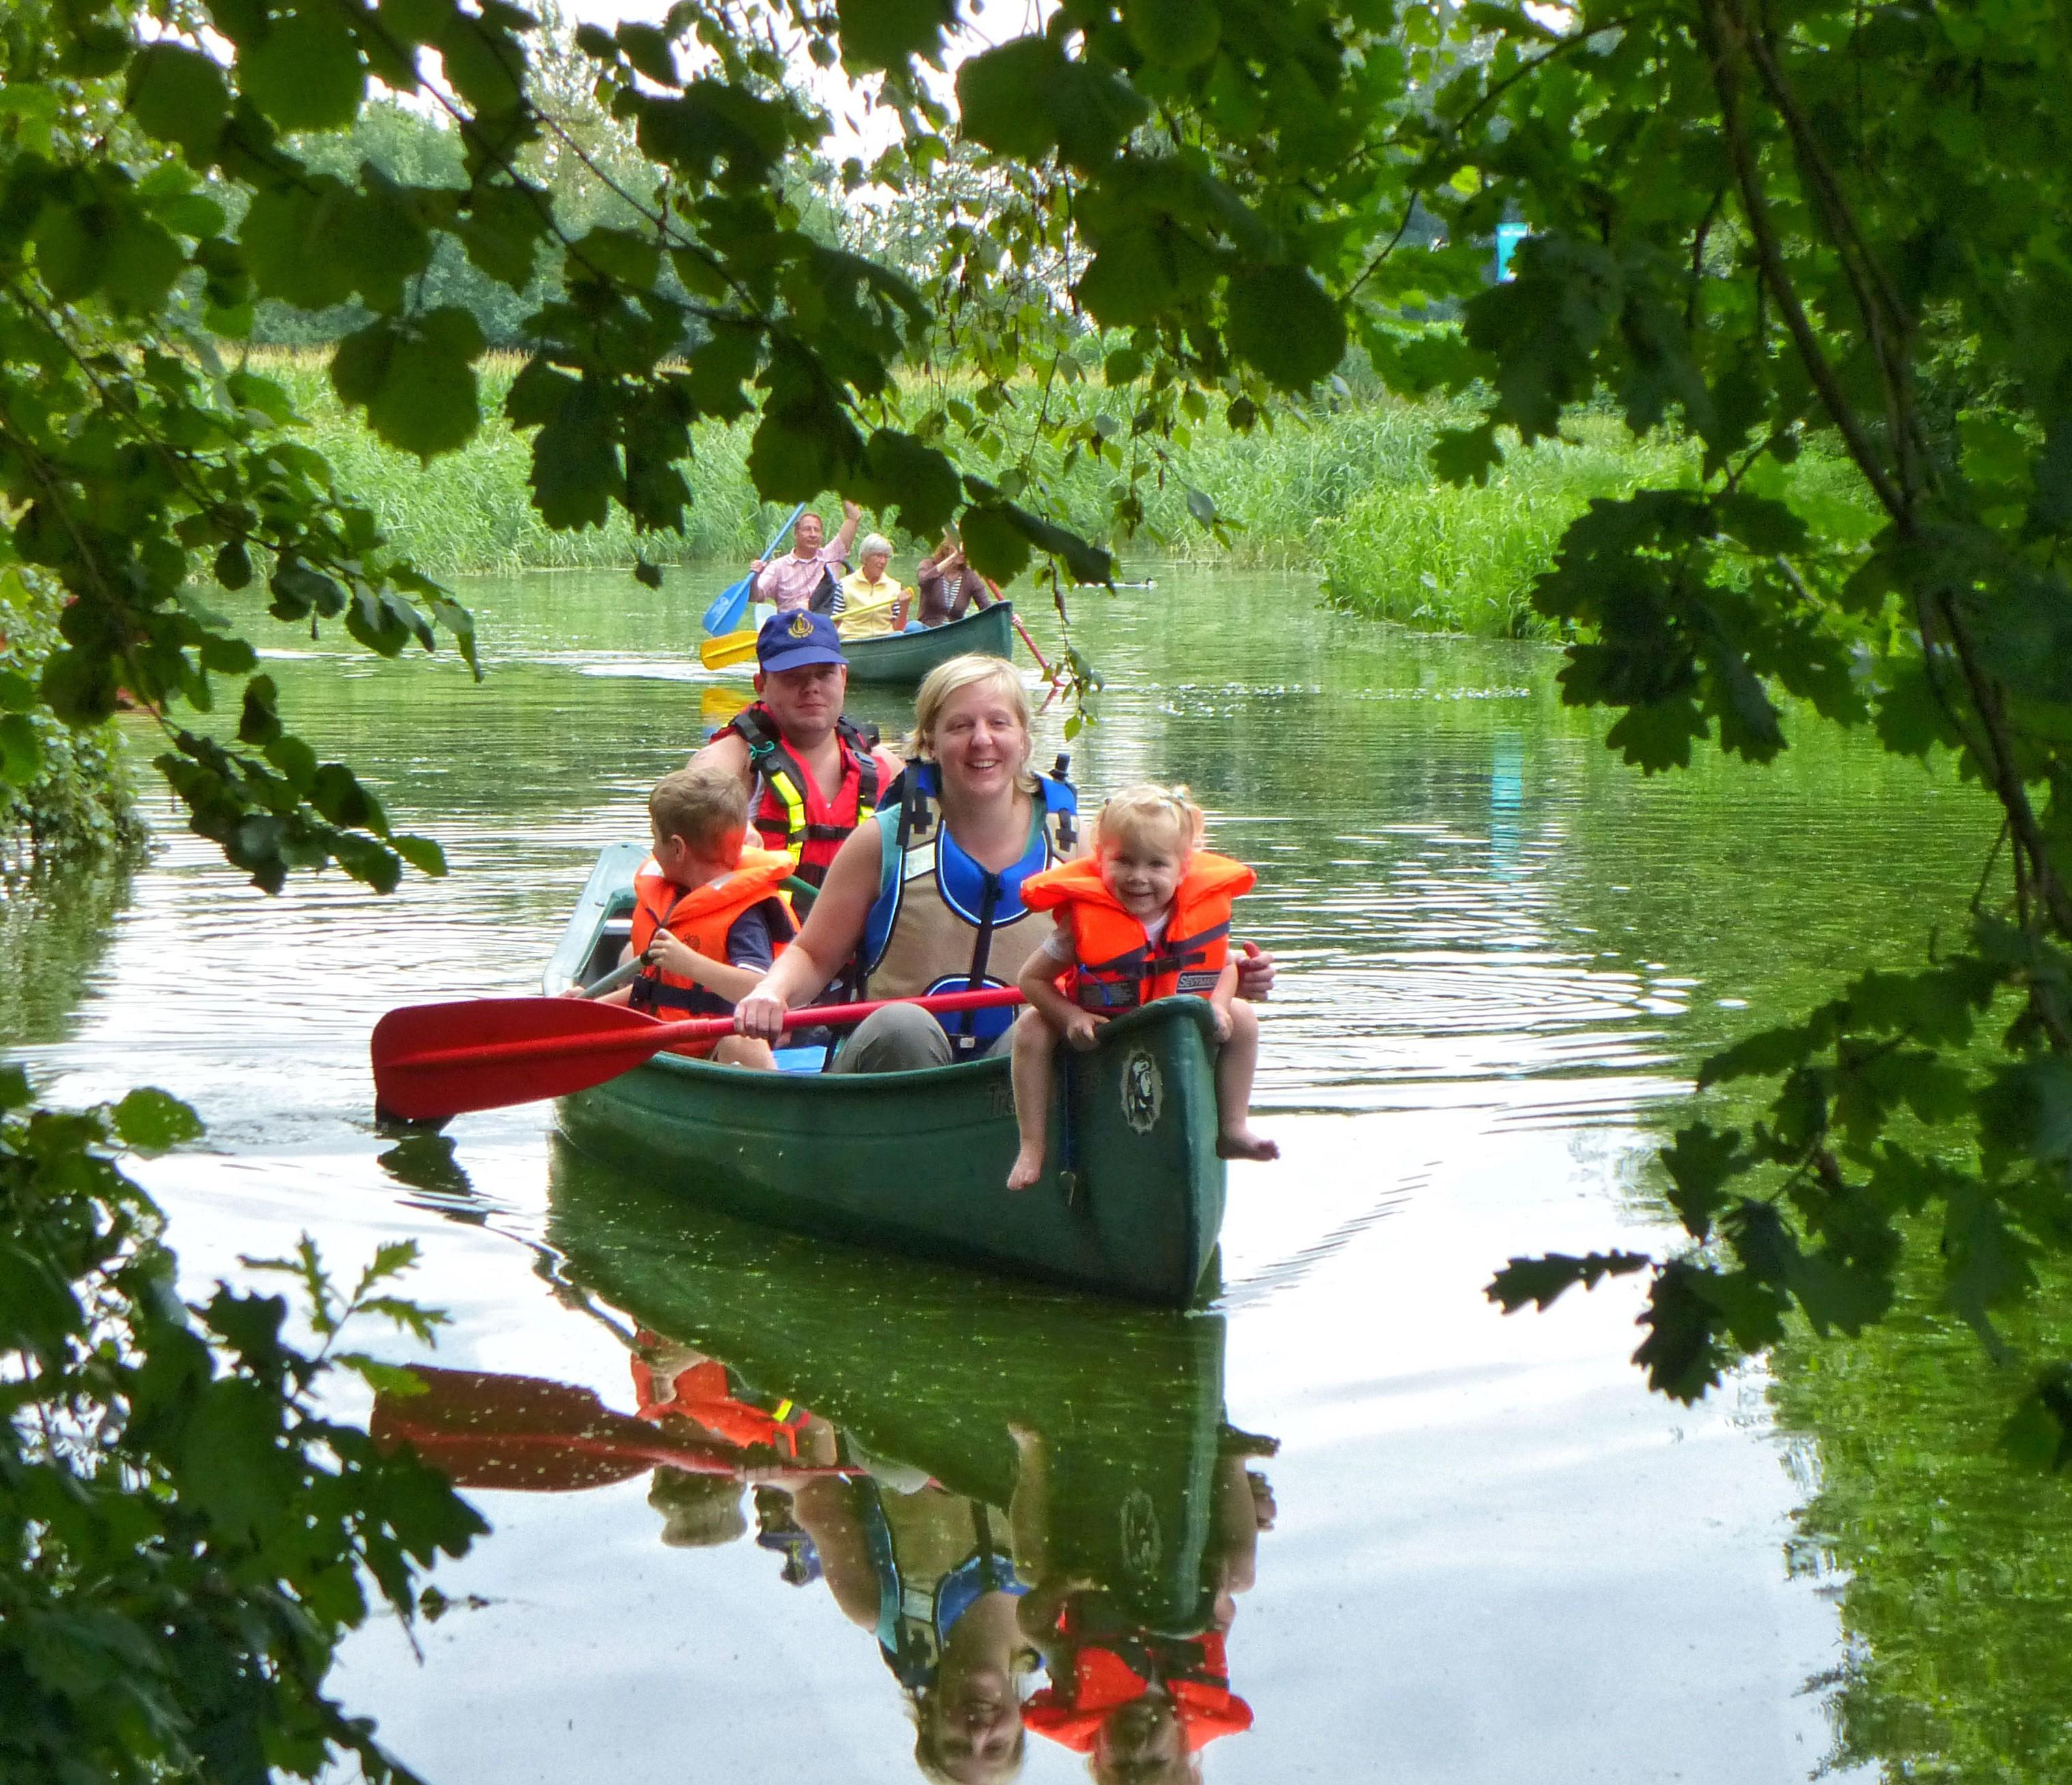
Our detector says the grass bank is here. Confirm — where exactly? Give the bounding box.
[259,348,1870,639]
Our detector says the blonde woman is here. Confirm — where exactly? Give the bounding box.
[735,656,1280,1072]
[735,656,1072,1069]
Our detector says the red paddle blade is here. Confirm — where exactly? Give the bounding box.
[371,996,700,1121]
[371,1367,740,1492]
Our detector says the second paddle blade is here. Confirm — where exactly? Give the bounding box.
[371,995,681,1122]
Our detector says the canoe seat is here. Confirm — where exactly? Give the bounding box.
[773,1046,826,1075]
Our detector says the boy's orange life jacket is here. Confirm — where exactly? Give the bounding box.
[628,847,797,1020]
[1021,851,1256,1013]
[1024,1629,1253,1754]
[711,701,890,888]
[631,1354,814,1460]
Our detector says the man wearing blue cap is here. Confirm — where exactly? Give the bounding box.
[690,611,905,896]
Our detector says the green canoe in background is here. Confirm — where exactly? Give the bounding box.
[543,844,1229,1306]
[544,1155,1245,1629]
[839,600,1013,684]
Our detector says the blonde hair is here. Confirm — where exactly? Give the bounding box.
[907,655,1037,791]
[649,765,749,853]
[1094,783,1205,856]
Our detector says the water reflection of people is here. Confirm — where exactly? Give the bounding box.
[375,1193,1272,1782]
[789,1475,1037,1784]
[1013,1432,1271,1784]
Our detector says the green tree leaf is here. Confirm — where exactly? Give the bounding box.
[125,43,231,159]
[1224,267,1346,391]
[110,1089,205,1152]
[240,8,366,133]
[330,308,485,464]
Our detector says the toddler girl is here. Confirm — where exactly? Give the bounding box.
[1007,784,1276,1191]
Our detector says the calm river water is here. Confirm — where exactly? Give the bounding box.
[6,566,2015,1782]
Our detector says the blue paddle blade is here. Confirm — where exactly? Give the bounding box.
[702,573,752,637]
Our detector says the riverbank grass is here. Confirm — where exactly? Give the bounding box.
[253,347,1872,642]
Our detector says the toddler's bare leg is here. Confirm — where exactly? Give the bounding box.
[1007,1010,1056,1190]
[1214,1000,1278,1162]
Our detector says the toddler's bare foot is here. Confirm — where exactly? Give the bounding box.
[1216,1126,1280,1162]
[1007,1147,1046,1191]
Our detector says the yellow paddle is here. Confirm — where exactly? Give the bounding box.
[698,628,758,670]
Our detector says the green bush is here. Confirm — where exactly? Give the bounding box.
[0,1073,485,1784]
[0,568,145,866]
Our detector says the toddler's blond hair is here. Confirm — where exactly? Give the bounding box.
[650,765,749,854]
[1094,783,1205,856]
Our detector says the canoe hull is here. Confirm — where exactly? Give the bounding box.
[840,600,1014,684]
[545,845,1227,1305]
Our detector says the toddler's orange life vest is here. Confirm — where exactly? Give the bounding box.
[1024,1627,1253,1754]
[628,847,798,1027]
[1021,851,1256,1013]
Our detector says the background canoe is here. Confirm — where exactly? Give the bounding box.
[840,600,1013,684]
[543,843,1228,1305]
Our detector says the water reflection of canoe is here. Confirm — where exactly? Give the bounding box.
[839,600,1013,684]
[545,1150,1236,1629]
[542,843,1228,1306]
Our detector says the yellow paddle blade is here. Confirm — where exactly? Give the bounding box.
[700,684,751,729]
[698,628,758,670]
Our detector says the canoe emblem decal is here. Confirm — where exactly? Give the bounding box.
[1121,1049,1162,1133]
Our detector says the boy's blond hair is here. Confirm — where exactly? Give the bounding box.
[1094,783,1205,856]
[907,654,1037,791]
[650,765,749,854]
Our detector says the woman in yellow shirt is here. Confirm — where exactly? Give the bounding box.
[835,535,918,638]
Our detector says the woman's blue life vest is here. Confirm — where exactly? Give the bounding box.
[858,761,1079,1054]
[853,1483,1032,1692]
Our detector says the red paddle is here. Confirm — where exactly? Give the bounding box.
[370,1367,861,1492]
[371,984,1027,1121]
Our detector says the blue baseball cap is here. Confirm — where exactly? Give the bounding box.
[756,609,848,673]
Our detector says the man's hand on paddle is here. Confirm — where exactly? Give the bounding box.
[1235,941,1277,1002]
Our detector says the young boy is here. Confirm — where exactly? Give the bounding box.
[1007,784,1278,1190]
[594,766,797,1069]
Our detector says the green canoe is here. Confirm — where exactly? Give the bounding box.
[839,599,1013,684]
[542,1155,1244,1628]
[541,843,1228,1305]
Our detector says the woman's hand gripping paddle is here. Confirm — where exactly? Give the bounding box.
[371,984,1027,1122]
[702,501,806,637]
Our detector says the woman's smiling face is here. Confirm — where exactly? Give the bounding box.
[932,681,1028,797]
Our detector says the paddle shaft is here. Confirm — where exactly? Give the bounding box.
[399,983,1026,1074]
[983,576,1056,679]
[755,501,808,568]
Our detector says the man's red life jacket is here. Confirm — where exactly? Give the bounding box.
[1024,1627,1253,1754]
[1021,851,1256,1013]
[631,1353,814,1460]
[628,847,797,1031]
[712,702,889,888]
